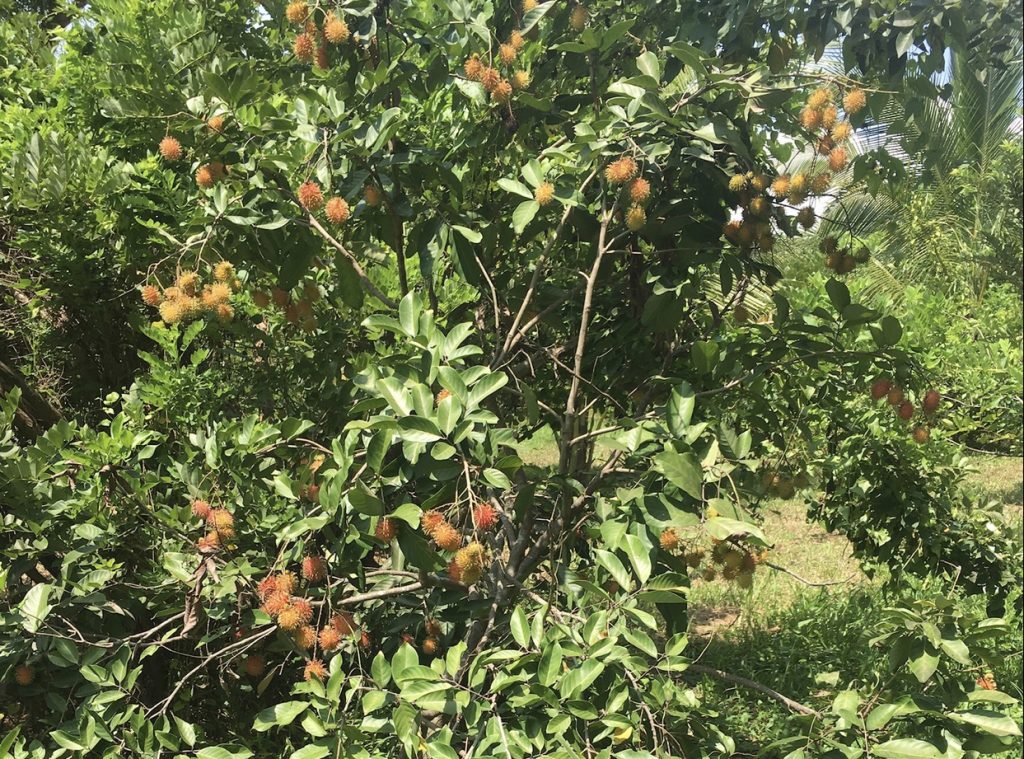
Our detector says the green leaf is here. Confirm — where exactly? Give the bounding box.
[594,549,632,591]
[196,748,254,759]
[510,606,529,648]
[636,51,661,80]
[654,451,702,499]
[871,738,945,759]
[666,382,695,437]
[907,642,939,683]
[825,278,851,311]
[482,468,511,489]
[512,200,540,234]
[622,534,651,584]
[538,641,563,686]
[19,583,53,633]
[877,315,903,346]
[498,178,534,198]
[289,746,330,759]
[948,709,1022,737]
[253,701,309,731]
[691,341,719,375]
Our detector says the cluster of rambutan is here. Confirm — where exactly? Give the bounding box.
[142,262,240,325]
[661,528,765,589]
[463,13,532,105]
[191,499,235,551]
[820,236,871,275]
[800,85,862,175]
[870,378,940,443]
[251,281,321,332]
[420,509,487,584]
[286,2,350,70]
[296,179,357,225]
[760,470,809,500]
[723,170,780,250]
[603,156,652,231]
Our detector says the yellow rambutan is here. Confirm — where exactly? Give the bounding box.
[159,136,183,162]
[522,0,538,11]
[302,555,327,582]
[421,509,445,536]
[202,282,233,309]
[197,531,221,551]
[375,517,398,542]
[749,196,769,217]
[511,69,531,90]
[298,181,324,211]
[770,175,790,197]
[800,107,822,131]
[626,205,646,231]
[509,30,525,50]
[319,625,342,651]
[196,164,217,188]
[821,105,838,129]
[789,173,808,195]
[629,177,651,204]
[499,43,516,65]
[480,67,501,92]
[659,528,679,551]
[304,658,327,681]
[207,115,225,133]
[534,181,555,205]
[175,270,200,295]
[141,285,162,306]
[324,14,350,44]
[831,121,852,142]
[292,597,314,624]
[570,5,587,31]
[828,146,848,172]
[728,173,748,192]
[294,32,315,61]
[191,499,211,519]
[159,298,187,325]
[293,624,316,650]
[213,261,234,282]
[285,1,308,25]
[364,183,382,207]
[464,54,484,81]
[207,508,234,532]
[433,522,462,551]
[605,156,638,184]
[257,576,279,600]
[491,79,513,103]
[325,196,350,224]
[807,87,832,110]
[455,542,485,584]
[276,571,298,595]
[842,88,866,114]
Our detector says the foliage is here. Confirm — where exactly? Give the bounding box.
[2,0,1022,757]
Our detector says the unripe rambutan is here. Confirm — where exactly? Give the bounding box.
[534,181,555,205]
[304,658,327,681]
[659,528,679,551]
[605,156,638,184]
[820,236,839,255]
[871,378,892,400]
[811,172,832,194]
[570,5,587,31]
[626,206,646,231]
[821,105,838,129]
[701,566,717,581]
[425,618,442,637]
[253,290,271,308]
[723,219,742,242]
[796,206,816,229]
[314,45,329,70]
[324,14,350,44]
[749,196,769,217]
[510,30,525,50]
[912,425,930,444]
[319,625,341,651]
[837,255,856,274]
[192,499,212,519]
[298,181,324,211]
[800,107,822,131]
[852,245,870,263]
[325,196,350,224]
[491,79,513,103]
[722,564,740,581]
[922,389,941,414]
[897,401,914,421]
[375,517,398,542]
[464,54,484,81]
[302,555,327,582]
[757,231,775,251]
[825,252,842,270]
[271,288,290,307]
[196,164,217,188]
[807,87,832,110]
[736,570,754,589]
[364,183,382,207]
[733,303,750,323]
[286,1,308,24]
[684,548,705,568]
[284,303,299,323]
[480,67,501,92]
[207,115,225,133]
[828,146,848,172]
[433,522,462,551]
[831,121,852,142]
[244,654,266,677]
[629,177,651,204]
[276,571,298,595]
[473,503,497,530]
[141,285,162,306]
[159,136,183,162]
[422,637,440,655]
[842,88,866,114]
[770,175,790,197]
[421,509,445,536]
[499,43,516,65]
[332,611,356,635]
[512,69,531,89]
[293,625,316,650]
[294,33,315,61]
[14,664,34,686]
[887,386,904,406]
[728,173,748,192]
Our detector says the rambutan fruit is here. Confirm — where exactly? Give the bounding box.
[324,14,350,44]
[424,618,442,637]
[605,156,638,184]
[790,173,808,195]
[534,181,555,205]
[286,1,309,24]
[325,196,350,224]
[757,231,775,251]
[570,5,587,31]
[811,172,832,194]
[736,222,754,247]
[853,245,870,263]
[175,270,200,296]
[447,558,463,583]
[659,528,680,551]
[302,555,327,582]
[262,590,291,618]
[800,107,822,131]
[770,175,790,197]
[701,566,717,581]
[207,508,234,532]
[629,177,651,204]
[480,67,501,92]
[836,255,856,274]
[733,303,750,323]
[464,54,483,81]
[522,0,538,11]
[364,183,382,207]
[213,261,234,282]
[722,564,740,581]
[922,389,941,414]
[192,499,212,519]
[433,522,462,551]
[871,378,892,400]
[292,597,314,623]
[820,236,839,255]
[293,625,316,650]
[298,181,324,211]
[684,548,705,568]
[722,220,742,242]
[141,285,162,307]
[821,105,838,129]
[473,503,497,530]
[159,136,183,161]
[276,571,298,595]
[257,576,279,600]
[626,206,646,231]
[421,509,444,536]
[817,136,835,156]
[897,401,914,421]
[796,206,816,229]
[244,654,266,677]
[271,288,290,307]
[319,625,341,651]
[304,659,327,681]
[831,121,852,142]
[722,549,745,570]
[828,146,848,172]
[332,611,356,635]
[807,87,832,110]
[201,282,233,308]
[842,88,866,114]
[207,115,225,133]
[277,607,303,631]
[491,79,513,103]
[912,425,930,444]
[359,630,372,649]
[728,173,748,192]
[375,517,398,542]
[14,664,34,686]
[314,45,329,70]
[736,570,754,589]
[422,637,440,655]
[887,386,904,406]
[434,389,451,406]
[455,541,485,571]
[294,32,315,62]
[824,252,842,270]
[511,69,531,89]
[749,196,769,217]
[253,291,271,308]
[196,164,217,188]
[510,30,525,50]
[197,530,221,552]
[499,43,516,65]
